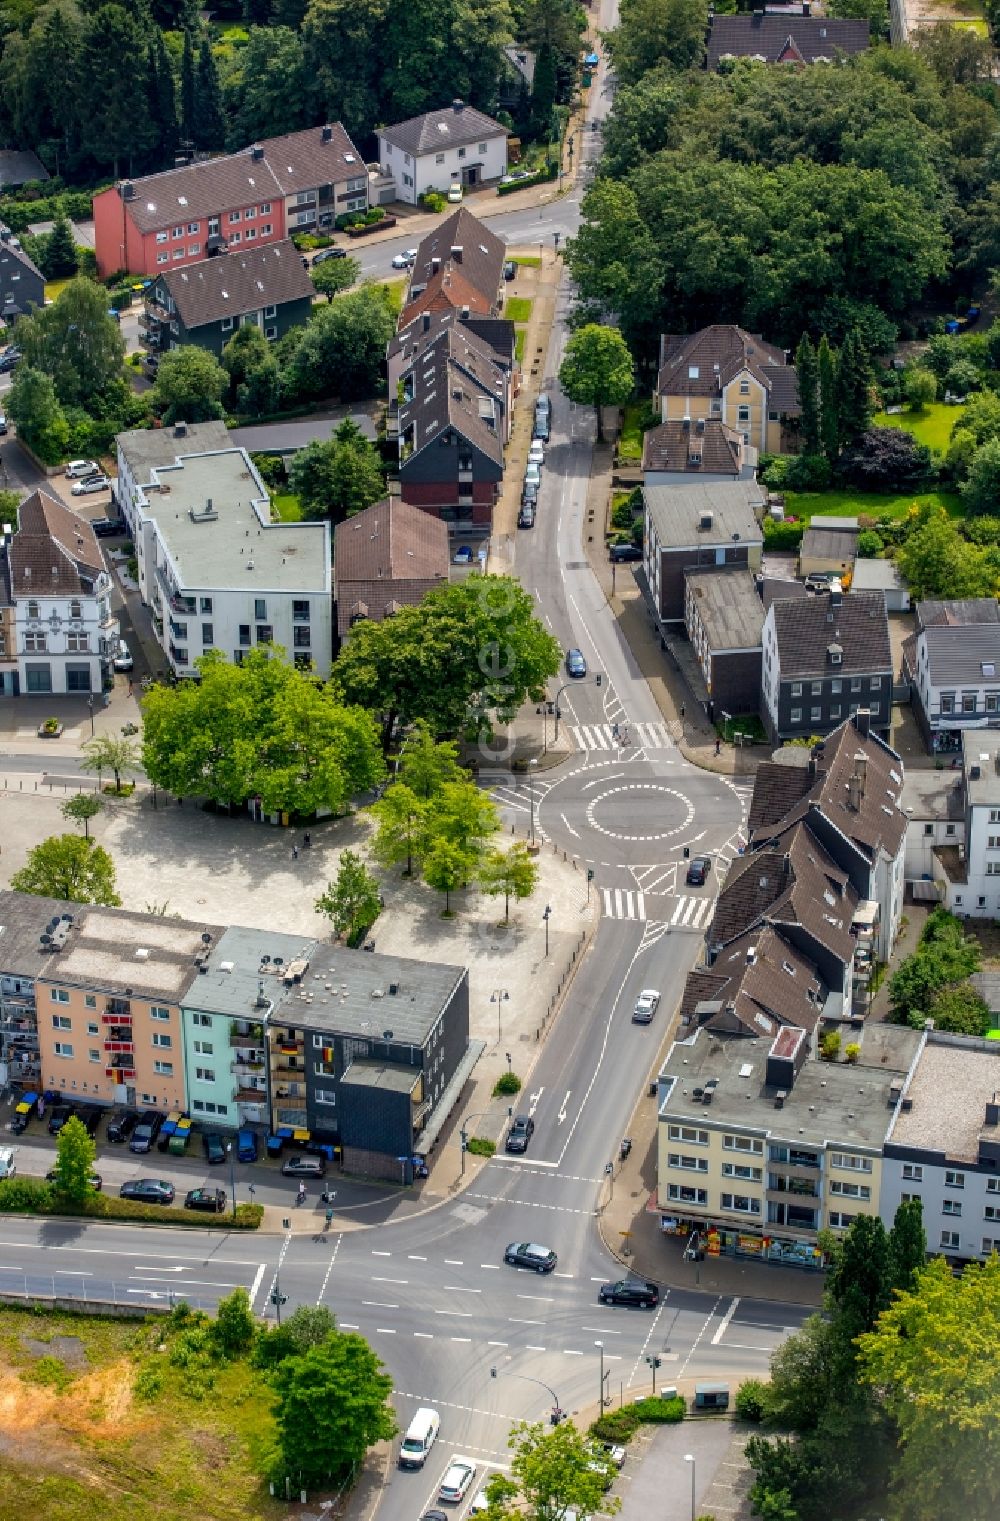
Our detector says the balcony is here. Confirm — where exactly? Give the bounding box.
[271,1063,304,1081]
[235,1087,267,1106]
[230,1021,264,1047]
[105,1065,135,1081]
[232,1056,265,1075]
[105,1001,131,1019]
[154,565,196,617]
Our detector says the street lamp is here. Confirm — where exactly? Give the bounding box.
[684,1454,696,1521]
[595,1340,610,1411]
[490,987,509,1043]
[528,757,538,845]
[226,1140,236,1217]
[87,693,95,737]
[491,1365,563,1425]
[459,1109,493,1177]
[542,904,551,957]
[551,683,569,741]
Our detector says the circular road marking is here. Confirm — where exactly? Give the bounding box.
[585,782,696,843]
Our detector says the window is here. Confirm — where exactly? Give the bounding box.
[50,989,70,1005]
[245,228,257,241]
[263,304,276,319]
[850,677,862,692]
[810,681,822,696]
[830,1179,871,1200]
[722,1162,762,1181]
[983,1238,1000,1254]
[458,147,466,159]
[202,623,213,645]
[315,1089,336,1106]
[261,224,272,236]
[737,405,750,423]
[229,210,241,223]
[192,1012,211,1028]
[154,1060,173,1076]
[739,377,750,394]
[230,231,241,245]
[870,676,882,689]
[188,244,200,256]
[667,1124,708,1145]
[830,705,841,719]
[988,863,1000,877]
[89,1049,100,1063]
[245,206,256,220]
[156,231,168,244]
[256,624,273,643]
[478,142,488,154]
[261,202,271,215]
[196,1066,216,1082]
[293,626,311,649]
[941,1230,960,1250]
[54,1042,74,1058]
[721,1192,761,1214]
[66,633,89,652]
[151,1006,170,1021]
[193,1040,213,1055]
[26,600,39,619]
[791,683,802,697]
[668,1153,709,1173]
[963,693,978,713]
[811,707,822,722]
[723,1135,763,1153]
[828,1211,856,1230]
[265,326,277,340]
[84,994,97,1010]
[152,1032,172,1048]
[220,316,233,332]
[254,599,267,620]
[188,221,199,234]
[172,248,184,259]
[941,693,955,714]
[668,1183,708,1205]
[51,1014,71,1030]
[293,600,310,622]
[831,1153,872,1173]
[946,1170,965,1189]
[238,625,251,647]
[436,152,445,164]
[829,679,842,694]
[941,1199,962,1217]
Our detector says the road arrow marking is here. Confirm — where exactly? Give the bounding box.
[557,1090,571,1123]
[528,1088,544,1116]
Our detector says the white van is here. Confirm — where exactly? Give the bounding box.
[399,1407,440,1470]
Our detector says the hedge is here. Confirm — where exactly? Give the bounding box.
[0,1178,263,1230]
[497,164,558,196]
[589,1394,686,1442]
[0,188,105,234]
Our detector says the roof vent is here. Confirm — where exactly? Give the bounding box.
[121,181,135,201]
[322,125,333,143]
[699,511,714,531]
[251,144,264,161]
[453,98,465,113]
[775,1090,786,1109]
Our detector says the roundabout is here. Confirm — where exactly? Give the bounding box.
[584,781,696,843]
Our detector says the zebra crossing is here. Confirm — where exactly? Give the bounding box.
[601,887,647,921]
[669,894,714,929]
[570,721,674,752]
[600,887,716,927]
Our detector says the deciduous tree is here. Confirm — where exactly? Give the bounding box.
[478,842,538,921]
[6,366,68,464]
[606,0,709,85]
[484,1417,621,1521]
[14,279,126,410]
[370,784,428,877]
[315,849,381,941]
[396,722,463,798]
[61,792,102,840]
[11,834,121,905]
[288,419,385,523]
[80,733,140,794]
[311,255,360,302]
[558,323,635,441]
[51,1114,97,1204]
[423,837,474,914]
[152,345,228,424]
[273,1332,396,1485]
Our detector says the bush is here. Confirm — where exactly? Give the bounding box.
[633,1395,685,1423]
[498,163,558,195]
[857,529,883,558]
[735,1379,770,1423]
[0,1178,263,1229]
[493,1071,522,1095]
[420,191,447,213]
[838,428,936,490]
[590,1408,641,1442]
[762,517,804,551]
[466,1137,496,1157]
[759,453,830,492]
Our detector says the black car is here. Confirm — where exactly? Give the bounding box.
[685,855,711,887]
[47,1167,102,1192]
[518,503,536,529]
[47,1104,75,1136]
[313,246,347,263]
[120,1178,175,1205]
[76,1105,102,1137]
[93,515,126,539]
[610,543,642,564]
[599,1277,659,1309]
[504,1241,557,1272]
[185,1187,227,1213]
[129,1110,164,1153]
[107,1108,138,1142]
[202,1132,226,1165]
[505,1115,535,1154]
[503,259,517,281]
[0,346,22,373]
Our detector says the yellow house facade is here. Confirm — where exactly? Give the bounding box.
[656,325,800,458]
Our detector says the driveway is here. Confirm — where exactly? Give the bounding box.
[618,1419,746,1521]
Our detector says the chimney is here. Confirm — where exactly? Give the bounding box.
[251,144,264,161]
[854,707,871,739]
[450,245,463,263]
[986,1091,1000,1127]
[682,415,691,432]
[120,181,135,201]
[460,304,470,320]
[802,0,811,12]
[431,257,441,275]
[173,420,188,438]
[453,98,465,113]
[847,773,862,812]
[695,417,705,435]
[321,125,333,143]
[422,312,431,332]
[746,945,757,966]
[829,579,842,609]
[853,750,867,798]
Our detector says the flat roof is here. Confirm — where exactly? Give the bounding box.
[686,570,764,650]
[117,421,231,479]
[660,1023,920,1152]
[141,449,330,593]
[274,945,465,1046]
[644,480,764,549]
[341,1059,421,1093]
[889,1036,1000,1163]
[899,767,965,824]
[184,924,319,1018]
[964,731,1000,807]
[0,890,82,977]
[41,906,224,1001]
[851,558,905,594]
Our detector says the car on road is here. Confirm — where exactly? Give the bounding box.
[523,460,540,488]
[535,392,551,419]
[72,474,112,495]
[46,1167,103,1192]
[129,1110,165,1153]
[598,1277,659,1308]
[93,514,126,539]
[47,1103,75,1135]
[391,248,419,270]
[438,1457,476,1503]
[503,260,516,281]
[107,1108,138,1142]
[312,246,347,263]
[527,438,544,466]
[565,648,587,678]
[65,459,100,479]
[521,478,538,506]
[685,855,711,887]
[453,544,474,564]
[202,1132,226,1164]
[505,1115,535,1153]
[0,346,22,373]
[533,412,550,442]
[281,1153,327,1177]
[446,183,463,203]
[0,409,7,434]
[632,988,660,1024]
[504,1241,557,1273]
[185,1187,228,1213]
[112,638,133,672]
[609,543,641,563]
[517,502,536,529]
[120,1178,175,1205]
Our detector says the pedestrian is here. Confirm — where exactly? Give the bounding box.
[127,677,133,697]
[680,702,686,718]
[715,738,722,756]
[303,832,311,848]
[292,844,299,861]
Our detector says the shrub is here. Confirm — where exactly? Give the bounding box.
[493,1071,522,1095]
[762,517,804,551]
[466,1137,495,1157]
[498,163,558,195]
[0,1178,263,1229]
[820,1031,841,1062]
[590,1407,641,1442]
[0,1177,53,1210]
[633,1395,685,1423]
[420,191,447,213]
[838,428,936,490]
[856,529,883,558]
[735,1379,770,1423]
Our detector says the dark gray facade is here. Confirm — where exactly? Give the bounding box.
[658,544,752,624]
[709,648,762,720]
[148,272,313,358]
[0,229,44,323]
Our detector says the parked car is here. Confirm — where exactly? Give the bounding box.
[184,1187,228,1213]
[528,439,544,466]
[438,1458,476,1503]
[65,459,100,479]
[533,413,550,443]
[47,1167,102,1192]
[0,410,7,434]
[609,543,641,563]
[447,183,463,204]
[72,474,112,496]
[804,572,834,593]
[504,1241,557,1272]
[523,461,540,488]
[565,648,587,678]
[521,479,538,506]
[47,1103,75,1136]
[685,855,711,887]
[503,260,517,281]
[112,639,133,672]
[313,246,347,263]
[518,502,536,529]
[453,544,474,565]
[391,248,418,270]
[76,1104,102,1137]
[0,346,22,373]
[281,1153,327,1177]
[92,515,126,539]
[505,1115,535,1153]
[237,1128,258,1163]
[202,1132,226,1165]
[120,1178,175,1205]
[107,1108,138,1143]
[598,1277,659,1308]
[0,1147,17,1179]
[129,1110,164,1153]
[536,393,552,419]
[632,988,660,1024]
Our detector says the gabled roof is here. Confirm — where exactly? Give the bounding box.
[10,489,104,597]
[398,327,505,470]
[402,208,506,324]
[0,149,49,189]
[913,622,1000,689]
[707,13,870,68]
[915,598,1000,631]
[769,589,891,679]
[157,240,314,330]
[642,418,747,476]
[335,498,448,593]
[388,306,512,373]
[379,100,506,158]
[680,924,824,1040]
[657,324,799,415]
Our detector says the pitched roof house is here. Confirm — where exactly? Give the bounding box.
[707,12,870,68]
[377,100,508,206]
[400,207,506,327]
[656,324,800,455]
[0,226,44,325]
[333,498,449,640]
[642,417,756,485]
[143,240,315,357]
[761,585,892,743]
[902,599,1000,752]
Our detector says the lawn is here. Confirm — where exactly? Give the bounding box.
[513,255,541,268]
[0,1304,283,1521]
[514,329,526,363]
[271,492,303,522]
[381,276,407,316]
[44,275,75,303]
[505,296,533,323]
[874,402,965,453]
[785,489,965,523]
[618,399,657,461]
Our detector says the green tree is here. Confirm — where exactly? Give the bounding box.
[79,4,155,176]
[193,36,226,150]
[896,508,997,600]
[826,0,889,37]
[43,212,77,279]
[282,285,396,403]
[222,24,308,147]
[273,1332,396,1485]
[149,31,179,167]
[311,255,360,302]
[213,1288,257,1352]
[315,849,381,941]
[795,333,820,455]
[370,783,429,877]
[606,0,709,85]
[928,981,991,1036]
[888,1198,926,1296]
[180,26,196,139]
[14,279,126,410]
[254,1304,339,1369]
[904,366,938,410]
[837,328,873,445]
[858,1256,1000,1521]
[478,842,539,921]
[530,40,556,140]
[484,1418,621,1521]
[817,335,839,462]
[423,837,473,913]
[11,834,121,905]
[827,1213,892,1338]
[152,345,228,424]
[963,437,1000,516]
[60,792,103,840]
[288,419,385,523]
[558,324,635,441]
[856,529,883,558]
[221,325,280,417]
[6,366,68,464]
[301,0,387,140]
[429,778,498,859]
[396,721,463,798]
[80,733,140,794]
[50,1114,97,1204]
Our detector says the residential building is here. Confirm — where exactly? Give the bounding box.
[706,12,869,68]
[642,417,756,487]
[680,925,827,1042]
[899,765,965,907]
[747,711,908,960]
[882,1029,1000,1264]
[118,435,333,679]
[760,584,892,743]
[182,925,318,1130]
[93,123,368,279]
[34,905,224,1111]
[683,569,763,720]
[655,1021,919,1267]
[5,490,118,696]
[400,207,507,328]
[267,944,478,1180]
[655,325,800,456]
[0,149,49,191]
[140,240,314,358]
[643,480,764,625]
[115,418,230,538]
[850,557,910,613]
[902,598,1000,754]
[0,891,72,1092]
[903,730,1000,919]
[377,99,508,206]
[387,304,515,398]
[334,497,449,641]
[0,226,44,326]
[798,520,858,581]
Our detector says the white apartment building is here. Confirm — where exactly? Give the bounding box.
[902,730,1000,918]
[378,100,507,205]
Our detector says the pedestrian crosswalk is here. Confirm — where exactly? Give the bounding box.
[669,895,713,929]
[599,888,715,927]
[570,721,674,752]
[601,888,646,920]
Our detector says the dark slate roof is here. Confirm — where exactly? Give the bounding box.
[770,589,891,679]
[380,100,506,158]
[404,208,506,322]
[0,149,50,188]
[680,925,823,1040]
[761,577,809,611]
[799,526,858,562]
[707,13,870,67]
[334,498,448,634]
[388,306,510,375]
[158,240,314,330]
[915,624,1000,688]
[398,326,505,470]
[657,324,799,415]
[746,760,813,836]
[118,123,365,233]
[642,418,745,476]
[10,490,104,597]
[915,598,1000,631]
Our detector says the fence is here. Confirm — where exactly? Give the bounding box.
[0,1275,221,1314]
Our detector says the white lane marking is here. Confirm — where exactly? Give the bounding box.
[372,1276,408,1284]
[362,1300,399,1309]
[376,1327,397,1334]
[340,1323,359,1330]
[711,1296,741,1346]
[557,1090,571,1123]
[509,1317,543,1325]
[526,1345,546,1352]
[564,1349,583,1356]
[248,1262,267,1310]
[414,1332,434,1339]
[434,1308,473,1317]
[516,1294,554,1302]
[528,1087,544,1117]
[408,1254,427,1261]
[553,1272,574,1279]
[561,812,580,839]
[445,1258,464,1265]
[487,1340,508,1347]
[316,1234,342,1306]
[444,1285,483,1294]
[372,1250,391,1257]
[481,1264,501,1270]
[581,1327,620,1334]
[451,1336,473,1344]
[678,1298,723,1379]
[129,1276,245,1288]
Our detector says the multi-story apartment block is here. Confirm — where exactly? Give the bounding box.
[643,480,764,626]
[902,598,1000,754]
[902,729,1000,919]
[760,585,893,744]
[655,325,800,456]
[0,893,71,1091]
[115,419,230,538]
[115,430,332,678]
[656,1021,919,1267]
[140,240,315,358]
[93,124,368,279]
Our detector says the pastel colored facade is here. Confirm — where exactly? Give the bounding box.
[377,100,507,206]
[656,326,800,457]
